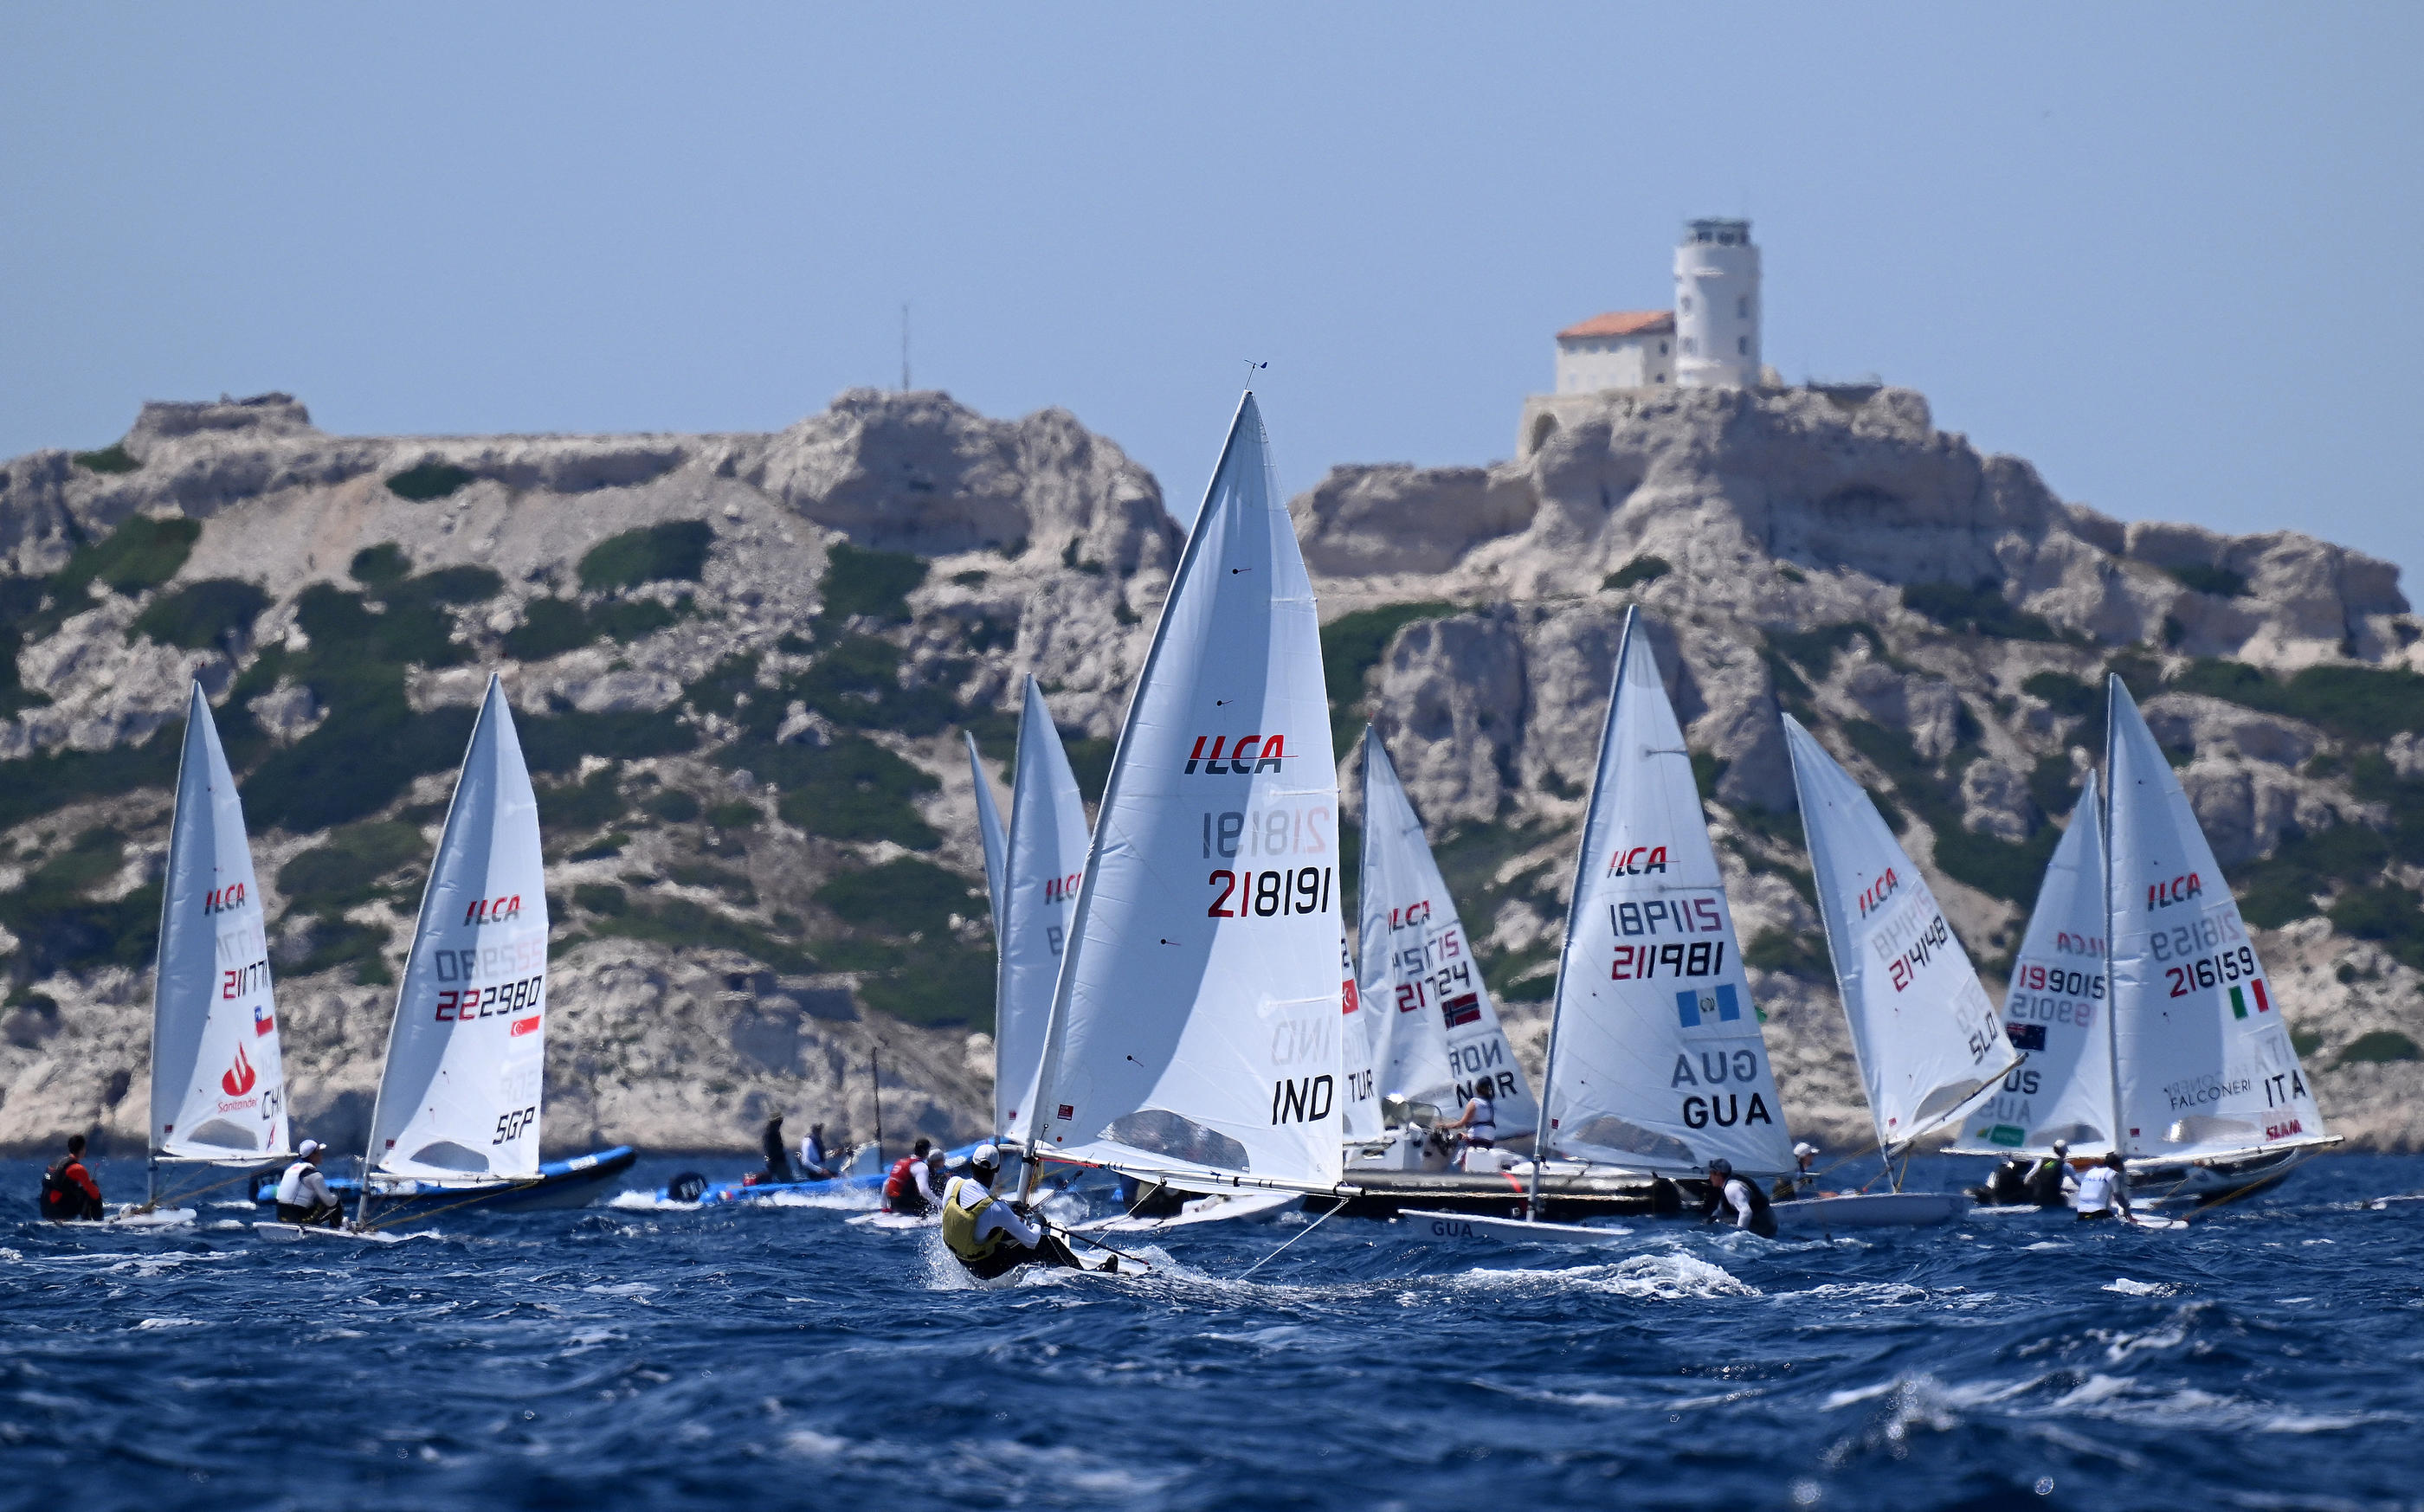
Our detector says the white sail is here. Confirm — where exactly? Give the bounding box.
[151,682,289,1162]
[966,731,1008,926]
[2105,677,2328,1161]
[1949,773,2118,1157]
[363,675,549,1187]
[1339,930,1382,1140]
[1357,726,1538,1138]
[1538,612,1791,1175]
[1026,393,1344,1192]
[1783,715,2018,1152]
[995,677,1090,1141]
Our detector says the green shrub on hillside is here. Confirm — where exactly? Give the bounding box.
[0,828,159,983]
[277,820,427,916]
[644,788,701,823]
[816,542,927,626]
[2326,883,2424,970]
[856,943,995,1029]
[814,858,981,939]
[758,733,940,847]
[589,895,812,973]
[2338,1030,2421,1065]
[287,917,393,985]
[2169,563,2248,598]
[1604,556,1671,591]
[579,520,713,592]
[385,462,474,501]
[131,578,268,651]
[1322,602,1459,749]
[1059,731,1113,805]
[502,599,591,661]
[350,544,411,587]
[1901,578,2059,642]
[56,517,200,602]
[2021,671,2098,721]
[72,443,139,475]
[572,882,629,916]
[1768,622,1879,679]
[537,768,626,833]
[2172,659,2424,743]
[1744,929,1829,980]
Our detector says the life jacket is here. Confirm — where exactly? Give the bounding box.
[275,1162,309,1206]
[40,1159,94,1221]
[941,1177,1004,1263]
[883,1156,918,1200]
[1707,1174,1770,1220]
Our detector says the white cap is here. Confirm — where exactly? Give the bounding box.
[1793,1142,1819,1159]
[970,1143,1002,1169]
[299,1140,325,1159]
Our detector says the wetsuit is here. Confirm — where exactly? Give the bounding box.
[940,1175,1092,1280]
[762,1123,796,1184]
[1703,1174,1777,1239]
[39,1155,103,1221]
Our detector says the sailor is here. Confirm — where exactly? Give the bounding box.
[1700,1157,1777,1239]
[274,1140,343,1227]
[797,1122,835,1181]
[38,1133,104,1222]
[884,1138,939,1216]
[2025,1141,2077,1207]
[1437,1087,1497,1154]
[1771,1142,1821,1203]
[1970,1157,2032,1205]
[761,1115,796,1185]
[940,1145,1098,1279]
[2073,1152,2132,1223]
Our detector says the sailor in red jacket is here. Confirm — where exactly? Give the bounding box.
[883,1138,940,1216]
[39,1134,104,1222]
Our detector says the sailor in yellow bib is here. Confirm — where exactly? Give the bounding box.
[942,1145,1100,1279]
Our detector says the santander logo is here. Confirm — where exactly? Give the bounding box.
[221,1043,257,1097]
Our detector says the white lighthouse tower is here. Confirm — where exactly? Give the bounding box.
[1673,217,1761,389]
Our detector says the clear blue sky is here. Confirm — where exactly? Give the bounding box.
[5,7,2420,582]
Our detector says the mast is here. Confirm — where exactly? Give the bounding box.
[2100,677,2129,1161]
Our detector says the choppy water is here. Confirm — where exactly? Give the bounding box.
[8,1152,2424,1511]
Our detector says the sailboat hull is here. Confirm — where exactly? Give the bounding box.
[1769,1191,1972,1229]
[1330,1167,1685,1221]
[2127,1145,2318,1210]
[254,1146,637,1220]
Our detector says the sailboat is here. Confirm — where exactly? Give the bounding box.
[1405,608,1782,1244]
[1945,774,2120,1169]
[1351,726,1539,1165]
[2105,675,2335,1202]
[136,681,291,1221]
[990,677,1090,1146]
[1949,679,2335,1213]
[1781,714,2021,1224]
[1018,391,1351,1235]
[256,675,634,1237]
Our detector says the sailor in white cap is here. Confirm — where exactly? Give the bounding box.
[274,1140,342,1227]
[1771,1142,1822,1203]
[939,1144,1101,1279]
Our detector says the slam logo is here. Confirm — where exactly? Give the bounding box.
[203,883,248,916]
[1855,867,1900,919]
[220,1043,257,1097]
[2149,872,2202,910]
[464,895,524,927]
[1183,735,1287,775]
[1605,845,1669,878]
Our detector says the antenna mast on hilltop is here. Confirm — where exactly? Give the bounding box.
[900,303,911,392]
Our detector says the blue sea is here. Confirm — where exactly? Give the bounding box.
[7,1151,2423,1511]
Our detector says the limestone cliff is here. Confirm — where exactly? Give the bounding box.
[3,383,2421,1159]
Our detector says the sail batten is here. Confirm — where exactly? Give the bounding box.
[1026,393,1344,1192]
[1783,715,2018,1153]
[993,678,1089,1141]
[1357,728,1537,1140]
[2105,677,2326,1162]
[361,675,549,1187]
[1538,611,1792,1175]
[152,682,289,1164]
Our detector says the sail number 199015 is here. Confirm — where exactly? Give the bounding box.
[1209,866,1333,918]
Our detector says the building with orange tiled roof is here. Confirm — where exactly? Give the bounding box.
[1554,310,1674,393]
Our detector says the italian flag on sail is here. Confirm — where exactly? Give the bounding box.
[2229,979,2272,1020]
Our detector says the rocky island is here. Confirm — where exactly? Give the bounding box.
[2,383,2418,1157]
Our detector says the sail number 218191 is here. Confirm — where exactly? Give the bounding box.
[1209,866,1333,918]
